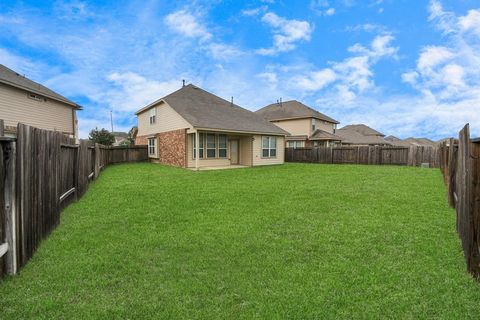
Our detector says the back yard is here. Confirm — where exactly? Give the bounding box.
[0,163,479,318]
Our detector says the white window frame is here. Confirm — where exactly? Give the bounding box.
[218,134,227,158]
[149,107,156,125]
[148,137,157,157]
[262,136,277,158]
[206,134,217,158]
[193,133,206,159]
[312,118,316,131]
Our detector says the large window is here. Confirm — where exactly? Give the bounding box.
[193,133,229,159]
[218,135,227,158]
[262,136,277,158]
[149,107,156,124]
[207,134,216,158]
[148,137,156,156]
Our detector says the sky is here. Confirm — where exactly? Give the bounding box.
[1,0,480,139]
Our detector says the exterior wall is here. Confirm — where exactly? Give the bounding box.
[0,83,75,135]
[252,135,285,166]
[158,129,187,167]
[271,118,336,137]
[135,135,149,146]
[137,101,192,136]
[272,118,311,136]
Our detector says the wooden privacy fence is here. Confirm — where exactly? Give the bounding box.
[439,124,480,278]
[285,145,440,168]
[0,122,148,277]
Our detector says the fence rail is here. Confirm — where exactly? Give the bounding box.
[0,122,148,277]
[439,124,480,278]
[285,145,440,167]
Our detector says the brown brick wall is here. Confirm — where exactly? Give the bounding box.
[135,135,149,146]
[136,130,187,167]
[158,129,187,167]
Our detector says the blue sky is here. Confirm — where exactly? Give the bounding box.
[1,0,480,139]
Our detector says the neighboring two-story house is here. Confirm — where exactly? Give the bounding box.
[0,64,82,138]
[255,100,342,148]
[135,84,288,170]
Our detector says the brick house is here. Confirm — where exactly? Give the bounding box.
[255,100,342,148]
[135,84,288,169]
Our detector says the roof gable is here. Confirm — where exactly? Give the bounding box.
[136,84,288,135]
[339,124,384,137]
[0,64,81,109]
[255,100,339,124]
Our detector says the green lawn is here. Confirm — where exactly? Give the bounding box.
[0,163,479,319]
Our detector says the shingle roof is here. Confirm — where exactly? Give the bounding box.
[404,137,437,147]
[385,135,414,147]
[255,100,339,124]
[136,84,288,135]
[0,64,82,109]
[340,124,384,137]
[335,128,392,145]
[309,129,343,141]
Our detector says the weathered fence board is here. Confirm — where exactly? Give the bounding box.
[0,122,148,277]
[285,145,440,167]
[439,124,480,278]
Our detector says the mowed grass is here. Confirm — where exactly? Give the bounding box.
[0,163,479,319]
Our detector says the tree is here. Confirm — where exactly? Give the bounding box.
[88,128,115,146]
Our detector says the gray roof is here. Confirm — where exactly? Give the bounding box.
[335,128,392,146]
[255,100,339,124]
[136,84,288,135]
[309,129,343,141]
[340,124,384,137]
[404,137,437,147]
[0,64,82,109]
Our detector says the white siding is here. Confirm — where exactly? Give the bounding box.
[252,135,285,166]
[137,101,192,136]
[0,83,75,134]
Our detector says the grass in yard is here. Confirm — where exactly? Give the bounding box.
[0,163,479,319]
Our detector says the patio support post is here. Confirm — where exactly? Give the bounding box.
[195,130,199,171]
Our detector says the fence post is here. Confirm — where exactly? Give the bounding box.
[74,145,80,202]
[94,143,100,179]
[3,140,17,274]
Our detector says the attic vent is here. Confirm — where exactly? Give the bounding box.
[27,93,42,101]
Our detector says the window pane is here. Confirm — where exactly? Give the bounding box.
[262,149,269,157]
[270,149,276,157]
[219,149,227,158]
[271,137,277,148]
[207,149,216,158]
[207,134,216,148]
[199,133,204,148]
[262,136,269,148]
[218,135,227,148]
[199,149,204,158]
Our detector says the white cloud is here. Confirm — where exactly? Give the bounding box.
[294,68,337,91]
[459,9,480,35]
[256,12,313,55]
[242,6,268,17]
[325,8,336,16]
[104,72,182,112]
[164,10,211,40]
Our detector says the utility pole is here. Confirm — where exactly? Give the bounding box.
[110,110,114,132]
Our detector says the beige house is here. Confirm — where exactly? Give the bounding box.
[255,100,342,148]
[0,64,81,138]
[135,84,288,169]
